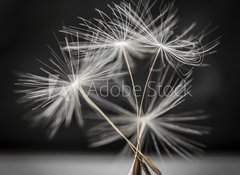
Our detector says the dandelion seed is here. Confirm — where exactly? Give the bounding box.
[16,37,124,137]
[89,67,209,161]
[61,1,154,68]
[63,0,218,75]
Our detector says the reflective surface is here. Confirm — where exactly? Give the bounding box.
[0,154,239,175]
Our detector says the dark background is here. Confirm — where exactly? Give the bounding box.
[0,0,239,153]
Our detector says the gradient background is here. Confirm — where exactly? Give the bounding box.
[0,0,239,155]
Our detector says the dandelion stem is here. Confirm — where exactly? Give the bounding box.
[130,122,147,174]
[139,48,161,116]
[131,48,161,175]
[122,48,142,159]
[122,48,139,116]
[134,46,160,156]
[122,48,147,175]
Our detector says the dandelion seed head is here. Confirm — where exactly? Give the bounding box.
[89,67,209,160]
[16,37,124,137]
[62,0,218,77]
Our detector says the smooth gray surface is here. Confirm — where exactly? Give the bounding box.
[0,154,239,175]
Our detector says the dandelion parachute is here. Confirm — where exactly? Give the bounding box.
[16,0,218,174]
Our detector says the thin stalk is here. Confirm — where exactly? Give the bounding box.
[131,48,161,174]
[122,48,139,116]
[129,122,146,174]
[139,48,161,116]
[122,48,141,165]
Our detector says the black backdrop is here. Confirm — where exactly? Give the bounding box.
[0,0,239,152]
